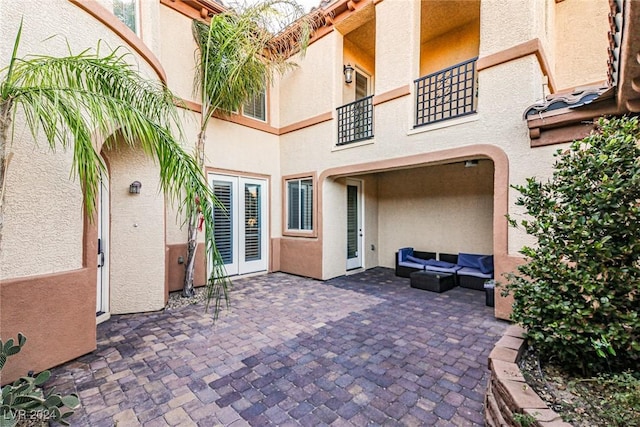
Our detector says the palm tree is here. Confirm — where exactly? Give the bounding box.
[0,22,230,316]
[183,0,319,297]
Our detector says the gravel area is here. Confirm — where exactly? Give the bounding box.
[164,286,209,310]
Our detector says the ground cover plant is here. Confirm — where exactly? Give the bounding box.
[0,334,80,426]
[504,116,640,425]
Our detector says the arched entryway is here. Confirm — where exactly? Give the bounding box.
[318,144,517,319]
[99,133,166,315]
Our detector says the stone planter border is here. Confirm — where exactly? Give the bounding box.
[484,325,572,427]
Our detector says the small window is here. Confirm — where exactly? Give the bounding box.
[114,0,139,34]
[287,178,313,231]
[355,71,369,100]
[243,89,266,121]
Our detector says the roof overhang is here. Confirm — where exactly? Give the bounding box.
[525,0,640,147]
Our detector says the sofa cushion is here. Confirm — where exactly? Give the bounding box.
[457,253,482,269]
[424,259,456,269]
[406,255,430,265]
[457,266,493,279]
[398,247,414,263]
[398,261,426,270]
[424,264,461,274]
[478,255,494,274]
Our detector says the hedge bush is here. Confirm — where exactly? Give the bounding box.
[505,116,640,375]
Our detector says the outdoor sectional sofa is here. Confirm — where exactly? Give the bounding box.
[395,247,494,291]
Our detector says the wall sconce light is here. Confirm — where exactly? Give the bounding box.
[343,63,354,84]
[129,181,142,194]
[464,160,479,168]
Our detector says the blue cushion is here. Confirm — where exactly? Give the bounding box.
[457,266,493,279]
[478,255,494,274]
[424,259,456,269]
[424,265,461,274]
[457,253,482,269]
[398,247,414,263]
[406,255,429,265]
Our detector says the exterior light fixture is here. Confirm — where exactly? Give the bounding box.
[129,181,142,194]
[343,63,354,84]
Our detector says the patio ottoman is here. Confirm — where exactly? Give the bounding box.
[409,271,455,293]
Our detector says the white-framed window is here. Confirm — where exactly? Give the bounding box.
[286,178,313,231]
[243,88,266,121]
[113,0,139,35]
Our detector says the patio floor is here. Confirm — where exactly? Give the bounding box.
[49,267,508,426]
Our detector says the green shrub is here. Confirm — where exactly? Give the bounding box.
[505,116,640,375]
[0,334,80,426]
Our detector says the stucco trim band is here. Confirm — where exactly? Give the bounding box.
[477,38,556,94]
[68,0,167,82]
[177,98,334,136]
[280,112,334,135]
[372,85,411,106]
[160,0,225,22]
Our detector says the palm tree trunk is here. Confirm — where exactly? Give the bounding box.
[183,131,207,297]
[0,100,13,252]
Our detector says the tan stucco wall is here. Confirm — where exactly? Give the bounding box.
[362,174,380,270]
[479,0,538,57]
[0,115,84,279]
[420,21,480,76]
[0,3,85,279]
[374,0,421,94]
[280,34,340,127]
[159,3,198,102]
[103,138,166,314]
[554,0,609,90]
[204,119,281,232]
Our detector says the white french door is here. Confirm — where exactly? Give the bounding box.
[346,179,363,270]
[209,174,268,276]
[96,169,109,315]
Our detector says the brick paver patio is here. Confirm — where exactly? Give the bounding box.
[49,267,508,426]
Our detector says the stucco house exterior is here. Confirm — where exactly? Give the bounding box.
[1,0,639,383]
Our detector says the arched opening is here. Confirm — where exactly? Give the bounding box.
[100,133,166,314]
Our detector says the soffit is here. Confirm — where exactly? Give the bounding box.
[420,0,480,44]
[343,11,376,59]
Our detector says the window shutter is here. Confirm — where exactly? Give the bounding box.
[244,184,261,261]
[213,180,233,264]
[243,90,266,121]
[347,185,358,258]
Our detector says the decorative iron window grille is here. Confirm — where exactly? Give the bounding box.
[414,57,478,128]
[336,95,374,145]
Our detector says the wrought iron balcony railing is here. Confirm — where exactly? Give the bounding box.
[414,57,478,128]
[336,95,374,145]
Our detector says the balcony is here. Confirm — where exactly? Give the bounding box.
[336,95,374,145]
[414,57,478,128]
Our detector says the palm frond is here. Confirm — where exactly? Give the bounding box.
[192,0,314,123]
[0,35,231,316]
